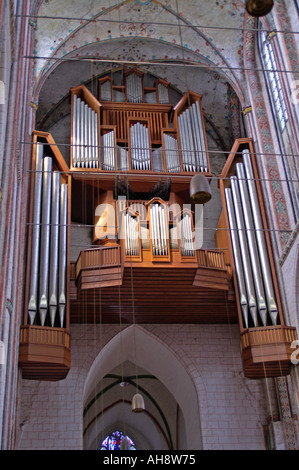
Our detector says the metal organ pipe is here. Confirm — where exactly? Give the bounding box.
[180,214,194,257]
[230,176,258,327]
[28,143,43,325]
[178,102,208,173]
[49,171,60,327]
[101,131,115,171]
[242,150,278,325]
[125,214,139,256]
[72,94,99,168]
[157,83,169,104]
[130,123,151,171]
[225,188,249,328]
[27,145,68,327]
[236,162,267,326]
[58,184,68,328]
[127,74,142,103]
[226,150,280,327]
[150,204,168,256]
[39,156,52,326]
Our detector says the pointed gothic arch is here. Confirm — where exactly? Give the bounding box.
[82,324,203,450]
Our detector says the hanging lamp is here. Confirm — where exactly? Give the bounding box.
[132,392,145,412]
[189,174,212,204]
[245,0,273,17]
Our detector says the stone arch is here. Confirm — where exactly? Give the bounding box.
[82,324,204,450]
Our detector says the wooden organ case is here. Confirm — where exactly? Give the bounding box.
[216,138,298,378]
[19,70,297,381]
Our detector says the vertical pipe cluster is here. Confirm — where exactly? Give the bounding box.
[164,134,180,173]
[27,143,68,327]
[101,130,116,170]
[130,122,151,170]
[100,81,112,101]
[127,74,143,103]
[152,148,163,172]
[117,146,129,171]
[72,94,99,168]
[157,83,169,104]
[225,149,278,328]
[124,213,140,256]
[178,101,208,173]
[178,214,195,257]
[150,204,168,256]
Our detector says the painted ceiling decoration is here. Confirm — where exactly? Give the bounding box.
[30,0,251,158]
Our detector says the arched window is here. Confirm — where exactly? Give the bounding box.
[100,431,136,450]
[260,29,288,131]
[259,25,299,222]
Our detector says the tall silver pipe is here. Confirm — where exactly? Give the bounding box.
[242,150,278,325]
[190,104,200,171]
[76,96,81,167]
[72,95,77,167]
[231,176,258,326]
[195,100,208,171]
[80,100,85,167]
[49,171,60,327]
[39,156,52,326]
[225,188,249,328]
[236,162,267,325]
[58,184,68,328]
[94,112,99,168]
[28,143,43,325]
[178,113,188,171]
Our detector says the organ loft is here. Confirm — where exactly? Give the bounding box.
[18,67,297,382]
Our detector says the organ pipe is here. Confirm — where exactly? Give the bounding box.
[236,162,267,326]
[230,176,258,327]
[72,94,99,168]
[27,145,68,327]
[150,204,168,256]
[178,101,208,173]
[179,214,194,257]
[242,150,278,325]
[58,184,68,328]
[39,156,52,326]
[225,188,249,328]
[130,122,151,170]
[28,143,43,325]
[225,149,280,327]
[49,171,60,327]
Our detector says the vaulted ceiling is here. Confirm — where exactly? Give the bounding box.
[31,0,251,154]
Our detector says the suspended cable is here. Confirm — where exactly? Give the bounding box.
[23,54,298,75]
[15,14,299,36]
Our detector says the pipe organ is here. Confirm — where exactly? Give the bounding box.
[19,72,297,383]
[70,70,211,177]
[217,138,297,378]
[225,149,279,328]
[27,144,68,328]
[19,132,71,381]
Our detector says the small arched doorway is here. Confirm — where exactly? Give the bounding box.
[82,325,203,450]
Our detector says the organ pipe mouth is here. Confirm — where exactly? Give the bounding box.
[245,0,273,17]
[189,174,212,204]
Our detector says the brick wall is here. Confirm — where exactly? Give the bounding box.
[17,323,272,450]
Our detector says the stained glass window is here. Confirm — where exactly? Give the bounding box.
[100,431,136,450]
[260,30,288,131]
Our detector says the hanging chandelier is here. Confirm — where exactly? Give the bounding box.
[245,0,274,17]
